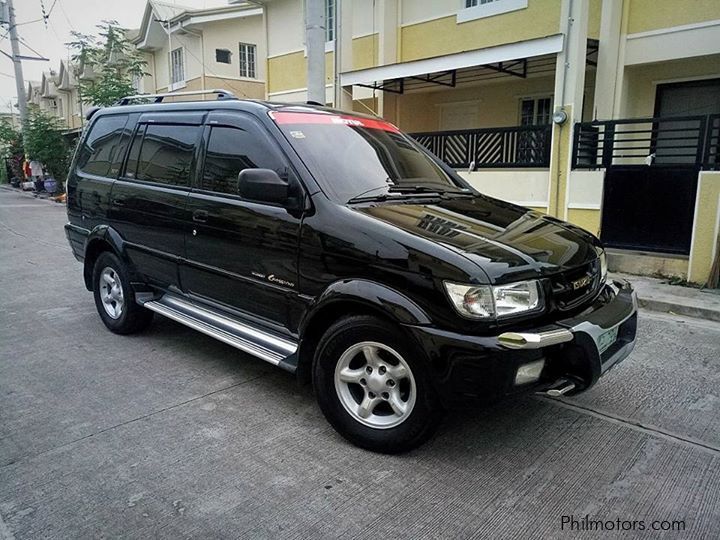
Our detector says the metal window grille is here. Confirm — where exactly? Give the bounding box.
[238,43,256,78]
[326,0,335,42]
[170,48,184,84]
[466,0,496,7]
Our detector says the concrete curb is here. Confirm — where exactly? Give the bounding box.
[637,296,720,323]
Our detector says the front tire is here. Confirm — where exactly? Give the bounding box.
[313,315,442,453]
[92,251,153,334]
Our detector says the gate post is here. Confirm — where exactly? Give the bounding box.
[601,124,615,169]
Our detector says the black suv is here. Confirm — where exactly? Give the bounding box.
[65,90,638,453]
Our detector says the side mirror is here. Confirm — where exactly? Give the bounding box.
[238,168,288,205]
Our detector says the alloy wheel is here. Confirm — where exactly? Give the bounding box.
[99,266,124,319]
[334,341,417,429]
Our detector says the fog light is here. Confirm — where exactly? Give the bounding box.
[514,359,545,385]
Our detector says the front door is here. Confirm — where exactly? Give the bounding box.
[654,78,720,164]
[181,112,303,331]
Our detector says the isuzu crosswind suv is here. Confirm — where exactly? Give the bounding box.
[65,90,638,453]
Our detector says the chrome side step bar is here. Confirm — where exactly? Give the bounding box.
[139,294,298,371]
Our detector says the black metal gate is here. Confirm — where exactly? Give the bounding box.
[573,114,719,255]
[600,166,699,255]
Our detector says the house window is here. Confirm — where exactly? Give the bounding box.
[459,0,528,23]
[216,49,232,64]
[465,0,495,7]
[326,0,335,42]
[520,97,552,126]
[238,43,256,78]
[170,47,184,84]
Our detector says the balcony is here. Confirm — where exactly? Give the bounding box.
[410,124,552,169]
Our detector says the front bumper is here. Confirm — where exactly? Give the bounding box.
[406,280,638,407]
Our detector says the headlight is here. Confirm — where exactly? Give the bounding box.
[444,280,542,320]
[597,247,608,283]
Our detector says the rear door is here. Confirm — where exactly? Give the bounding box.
[181,111,303,330]
[69,113,133,230]
[110,112,204,289]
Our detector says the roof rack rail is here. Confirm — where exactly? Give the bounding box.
[115,89,238,106]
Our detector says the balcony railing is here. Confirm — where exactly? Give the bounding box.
[572,114,720,170]
[410,124,552,169]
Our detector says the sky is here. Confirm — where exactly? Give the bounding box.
[0,0,228,113]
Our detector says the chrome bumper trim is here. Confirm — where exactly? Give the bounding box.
[498,328,574,350]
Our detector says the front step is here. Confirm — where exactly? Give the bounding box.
[139,294,298,372]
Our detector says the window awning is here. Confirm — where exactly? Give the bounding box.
[340,34,564,88]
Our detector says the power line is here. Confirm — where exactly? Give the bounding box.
[57,0,75,32]
[15,0,59,27]
[18,36,45,60]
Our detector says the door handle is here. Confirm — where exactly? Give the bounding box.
[111,198,125,207]
[192,210,209,223]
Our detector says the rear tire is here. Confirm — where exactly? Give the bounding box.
[92,251,153,334]
[313,315,442,453]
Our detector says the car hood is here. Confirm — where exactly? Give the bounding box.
[352,195,601,283]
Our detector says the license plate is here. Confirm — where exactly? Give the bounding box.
[597,326,619,354]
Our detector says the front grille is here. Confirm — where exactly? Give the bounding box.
[550,259,601,311]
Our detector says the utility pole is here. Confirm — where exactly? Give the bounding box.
[5,0,27,126]
[306,0,326,104]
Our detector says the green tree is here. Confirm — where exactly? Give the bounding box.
[24,106,71,186]
[69,20,147,106]
[0,120,24,182]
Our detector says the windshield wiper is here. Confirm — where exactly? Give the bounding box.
[390,185,475,198]
[347,184,473,204]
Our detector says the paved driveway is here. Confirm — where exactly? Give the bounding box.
[1,187,719,539]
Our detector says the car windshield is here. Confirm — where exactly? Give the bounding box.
[271,111,465,203]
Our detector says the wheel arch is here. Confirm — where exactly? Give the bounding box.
[82,226,127,290]
[295,280,431,385]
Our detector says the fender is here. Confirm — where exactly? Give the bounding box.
[300,278,432,334]
[293,279,433,385]
[82,225,131,290]
[85,224,126,257]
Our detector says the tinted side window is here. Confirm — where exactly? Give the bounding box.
[127,124,200,186]
[202,125,286,194]
[76,115,129,177]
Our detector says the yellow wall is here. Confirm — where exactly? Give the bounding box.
[157,76,264,100]
[567,209,601,237]
[548,104,574,218]
[393,75,555,132]
[353,97,379,116]
[588,0,602,40]
[267,51,334,95]
[627,0,720,34]
[400,2,561,62]
[391,72,596,133]
[621,55,720,117]
[689,172,720,285]
[268,51,306,93]
[352,34,379,70]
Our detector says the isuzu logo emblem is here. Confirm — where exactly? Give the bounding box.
[571,275,592,290]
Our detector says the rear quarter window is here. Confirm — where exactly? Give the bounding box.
[76,115,130,177]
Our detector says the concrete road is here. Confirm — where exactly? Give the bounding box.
[1,187,719,539]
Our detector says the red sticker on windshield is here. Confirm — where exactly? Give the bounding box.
[271,111,399,132]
